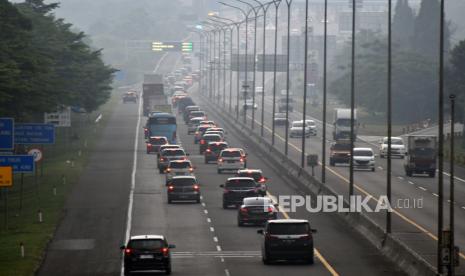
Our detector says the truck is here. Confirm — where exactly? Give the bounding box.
[278,97,294,112]
[332,108,357,140]
[143,74,166,116]
[404,135,437,177]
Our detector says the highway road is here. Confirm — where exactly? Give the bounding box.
[213,70,465,272]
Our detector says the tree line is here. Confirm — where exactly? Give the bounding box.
[0,0,116,121]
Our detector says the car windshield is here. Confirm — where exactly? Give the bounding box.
[128,239,164,250]
[190,111,205,117]
[268,223,310,235]
[275,113,286,118]
[169,162,191,169]
[225,179,256,188]
[354,150,373,157]
[171,178,196,186]
[221,151,241,157]
[237,172,262,180]
[306,121,316,126]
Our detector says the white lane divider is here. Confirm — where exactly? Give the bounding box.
[408,181,414,185]
[418,186,427,191]
[432,193,439,197]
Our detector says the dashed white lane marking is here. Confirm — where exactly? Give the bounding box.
[213,236,219,243]
[397,176,404,180]
[221,257,225,262]
[210,227,215,232]
[200,195,204,200]
[204,209,209,214]
[207,217,212,223]
[217,245,222,252]
[408,181,414,185]
[225,269,231,276]
[202,202,206,207]
[432,193,439,197]
[462,206,465,210]
[377,166,383,170]
[419,186,427,191]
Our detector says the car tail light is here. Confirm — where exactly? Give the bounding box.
[193,185,200,191]
[200,140,205,145]
[147,143,152,148]
[161,247,169,257]
[195,131,199,135]
[240,207,248,214]
[299,234,312,241]
[223,189,230,194]
[168,185,174,192]
[160,157,165,162]
[206,149,211,153]
[239,158,244,162]
[267,207,274,213]
[265,234,279,240]
[124,248,132,256]
[189,167,194,172]
[218,158,223,162]
[166,168,171,173]
[259,177,266,183]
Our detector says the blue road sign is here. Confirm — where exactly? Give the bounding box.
[0,118,14,150]
[0,155,34,173]
[15,123,55,144]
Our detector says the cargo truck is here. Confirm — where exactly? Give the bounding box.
[143,74,166,116]
[332,108,357,140]
[404,135,437,177]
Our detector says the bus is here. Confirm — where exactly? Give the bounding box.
[146,113,177,144]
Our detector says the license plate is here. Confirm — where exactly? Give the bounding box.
[227,160,235,163]
[139,254,154,259]
[175,172,184,175]
[283,239,296,244]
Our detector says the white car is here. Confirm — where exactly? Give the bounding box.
[187,117,206,134]
[243,100,258,110]
[217,148,247,173]
[289,120,311,138]
[353,147,376,171]
[165,160,195,184]
[304,119,317,136]
[379,137,405,158]
[255,86,264,94]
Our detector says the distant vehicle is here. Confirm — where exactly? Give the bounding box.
[167,176,200,203]
[142,74,165,116]
[146,113,177,144]
[379,137,405,158]
[304,120,317,136]
[121,235,175,275]
[176,97,195,114]
[257,219,316,265]
[158,148,188,173]
[235,169,268,196]
[242,99,258,110]
[182,106,201,122]
[204,131,224,140]
[217,148,247,173]
[353,147,376,171]
[273,113,289,126]
[199,134,223,154]
[289,121,311,138]
[220,177,261,208]
[187,117,206,135]
[404,135,437,177]
[165,160,195,184]
[332,108,357,140]
[123,91,138,103]
[157,145,182,158]
[146,136,168,154]
[199,120,216,127]
[204,142,229,163]
[194,124,215,144]
[329,140,351,166]
[255,86,264,95]
[278,97,294,112]
[187,110,206,122]
[238,197,277,226]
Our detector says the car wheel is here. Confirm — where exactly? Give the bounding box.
[306,256,315,265]
[165,264,172,275]
[262,253,272,265]
[196,197,201,203]
[371,167,375,172]
[330,160,335,166]
[429,171,435,178]
[124,267,131,276]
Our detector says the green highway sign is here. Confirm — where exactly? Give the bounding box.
[152,42,193,52]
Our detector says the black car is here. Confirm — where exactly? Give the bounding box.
[167,176,200,203]
[220,177,261,209]
[257,219,317,265]
[204,142,228,163]
[121,235,175,275]
[199,134,223,154]
[238,197,277,226]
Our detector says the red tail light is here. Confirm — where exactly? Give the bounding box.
[200,140,205,145]
[206,149,211,153]
[161,247,169,256]
[240,207,248,214]
[265,234,279,240]
[259,177,266,183]
[193,185,200,191]
[189,167,194,172]
[299,234,312,241]
[124,248,132,256]
[218,158,223,162]
[239,158,244,162]
[147,143,152,148]
[168,185,174,192]
[267,207,274,213]
[166,168,171,173]
[223,189,230,194]
[160,158,165,161]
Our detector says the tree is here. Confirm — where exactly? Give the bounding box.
[412,0,450,61]
[447,40,465,143]
[392,0,415,50]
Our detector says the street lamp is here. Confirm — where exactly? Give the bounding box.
[271,0,282,146]
[283,0,293,156]
[207,18,229,108]
[321,0,328,183]
[301,0,309,168]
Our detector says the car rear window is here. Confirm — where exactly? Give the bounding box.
[244,198,270,206]
[268,223,310,235]
[169,161,191,168]
[221,150,241,157]
[238,172,262,180]
[190,111,205,117]
[354,150,373,157]
[128,239,165,250]
[203,135,221,141]
[163,149,185,156]
[209,144,227,151]
[225,179,256,188]
[171,178,197,186]
[149,137,167,144]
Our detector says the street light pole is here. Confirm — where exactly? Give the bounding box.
[301,0,309,168]
[284,0,293,156]
[386,0,392,235]
[349,0,356,196]
[449,94,456,275]
[321,0,328,183]
[271,0,282,146]
[438,0,445,272]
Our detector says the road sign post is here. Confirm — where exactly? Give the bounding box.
[0,166,13,230]
[0,118,14,151]
[152,41,194,52]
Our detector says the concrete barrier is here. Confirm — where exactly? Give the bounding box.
[198,93,437,276]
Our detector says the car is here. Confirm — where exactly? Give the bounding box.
[204,142,229,163]
[379,136,405,158]
[199,134,223,154]
[194,124,215,144]
[257,219,316,265]
[123,91,138,103]
[237,197,277,226]
[255,86,264,95]
[204,131,224,140]
[353,147,376,171]
[220,177,262,208]
[289,120,311,138]
[146,136,168,154]
[199,120,216,126]
[205,127,223,133]
[182,106,200,121]
[167,176,200,203]
[121,235,175,275]
[217,148,247,173]
[329,140,351,166]
[187,110,206,123]
[157,145,182,158]
[304,120,317,136]
[242,99,258,110]
[187,117,207,134]
[165,160,195,184]
[158,148,188,173]
[235,169,268,196]
[273,113,289,126]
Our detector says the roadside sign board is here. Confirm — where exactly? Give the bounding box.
[152,42,193,52]
[0,166,13,187]
[0,155,34,173]
[27,148,43,162]
[15,123,55,144]
[0,118,14,151]
[44,107,71,127]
